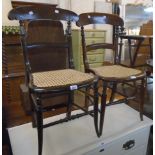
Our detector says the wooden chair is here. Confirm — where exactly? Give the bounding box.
[8,6,103,155]
[77,12,145,121]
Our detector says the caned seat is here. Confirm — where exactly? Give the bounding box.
[91,65,143,80]
[32,69,94,88]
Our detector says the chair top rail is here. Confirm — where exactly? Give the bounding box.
[77,12,124,27]
[8,6,79,22]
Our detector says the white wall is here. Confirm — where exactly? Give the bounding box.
[2,0,18,26]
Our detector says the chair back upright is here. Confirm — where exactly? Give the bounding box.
[8,6,79,84]
[77,13,124,72]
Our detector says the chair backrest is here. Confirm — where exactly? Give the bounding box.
[8,6,79,83]
[77,12,124,72]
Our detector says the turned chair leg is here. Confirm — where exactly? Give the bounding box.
[36,98,43,155]
[140,78,145,121]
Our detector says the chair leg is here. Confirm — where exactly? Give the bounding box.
[31,100,37,128]
[93,81,100,137]
[94,81,107,137]
[36,98,43,155]
[31,110,37,128]
[84,87,90,110]
[109,82,117,103]
[29,94,37,128]
[140,78,145,121]
[66,92,73,119]
[99,81,107,136]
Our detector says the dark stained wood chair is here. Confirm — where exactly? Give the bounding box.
[8,6,103,155]
[77,12,146,121]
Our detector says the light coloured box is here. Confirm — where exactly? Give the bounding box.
[8,103,152,155]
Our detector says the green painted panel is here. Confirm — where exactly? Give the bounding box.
[72,29,106,71]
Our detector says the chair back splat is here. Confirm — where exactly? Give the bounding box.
[8,6,104,155]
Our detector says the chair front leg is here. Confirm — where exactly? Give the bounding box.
[36,97,43,155]
[93,81,100,137]
[93,80,107,137]
[99,81,107,136]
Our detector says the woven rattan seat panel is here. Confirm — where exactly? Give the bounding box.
[91,65,143,79]
[32,69,94,88]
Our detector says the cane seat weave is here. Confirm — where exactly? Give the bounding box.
[32,69,94,88]
[91,65,143,79]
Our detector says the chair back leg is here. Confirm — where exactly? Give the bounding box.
[140,78,145,121]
